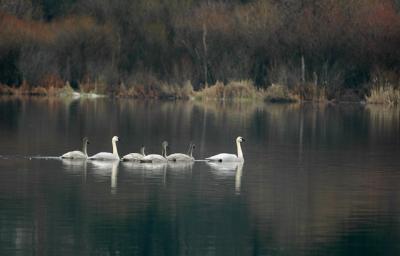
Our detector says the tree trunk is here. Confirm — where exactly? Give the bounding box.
[202,23,208,88]
[301,55,305,83]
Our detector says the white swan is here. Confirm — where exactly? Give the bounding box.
[140,141,168,163]
[61,137,89,159]
[166,143,195,162]
[205,136,245,162]
[121,146,146,162]
[89,136,120,161]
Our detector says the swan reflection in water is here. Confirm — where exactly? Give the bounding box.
[123,161,194,185]
[143,162,168,185]
[61,158,87,169]
[123,161,167,184]
[206,162,244,194]
[89,160,120,194]
[61,159,88,182]
[123,161,193,172]
[121,161,143,172]
[167,161,194,172]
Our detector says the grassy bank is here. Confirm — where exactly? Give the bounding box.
[0,82,79,97]
[0,81,332,103]
[0,80,294,101]
[3,79,396,104]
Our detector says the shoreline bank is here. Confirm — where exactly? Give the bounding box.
[0,81,396,105]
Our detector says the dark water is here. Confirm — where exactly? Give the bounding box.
[1,97,400,256]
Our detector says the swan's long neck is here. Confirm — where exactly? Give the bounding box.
[189,145,194,158]
[140,147,146,156]
[162,145,167,158]
[112,140,119,158]
[236,141,243,159]
[82,142,88,156]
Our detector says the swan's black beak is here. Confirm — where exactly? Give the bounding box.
[242,138,245,142]
[87,141,90,144]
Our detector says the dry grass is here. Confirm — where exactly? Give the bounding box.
[0,84,13,95]
[195,80,263,100]
[79,79,108,95]
[159,81,194,99]
[0,82,77,97]
[366,69,400,105]
[264,83,299,103]
[0,77,334,102]
[0,78,194,99]
[116,80,194,99]
[366,86,400,105]
[294,83,328,102]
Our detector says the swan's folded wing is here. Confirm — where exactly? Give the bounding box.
[122,153,144,161]
[61,150,86,159]
[89,152,118,160]
[141,154,166,163]
[167,153,193,162]
[206,153,238,162]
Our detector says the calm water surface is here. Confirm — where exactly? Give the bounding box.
[1,97,400,256]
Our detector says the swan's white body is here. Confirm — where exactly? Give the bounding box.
[61,137,89,159]
[141,142,168,163]
[122,153,144,161]
[90,152,119,160]
[89,136,120,161]
[62,150,87,159]
[141,154,166,163]
[167,153,193,161]
[122,146,145,162]
[206,136,244,163]
[166,143,195,162]
[206,161,240,172]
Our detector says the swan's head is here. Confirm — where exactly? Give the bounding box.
[112,136,119,142]
[83,137,90,144]
[162,141,168,148]
[236,136,245,143]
